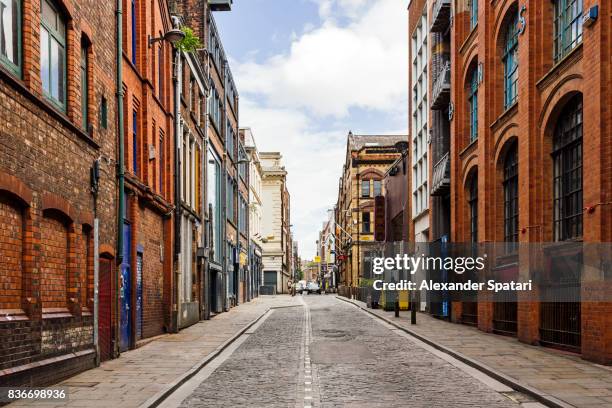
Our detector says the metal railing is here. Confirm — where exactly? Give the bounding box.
[431,152,450,196]
[431,0,451,33]
[431,61,451,110]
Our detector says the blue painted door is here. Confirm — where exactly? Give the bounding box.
[120,223,132,351]
[136,251,143,339]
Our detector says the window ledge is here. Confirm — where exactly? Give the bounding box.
[42,307,72,319]
[459,138,478,158]
[536,43,583,91]
[0,309,29,322]
[459,23,479,55]
[490,102,518,130]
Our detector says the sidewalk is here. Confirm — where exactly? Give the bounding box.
[339,296,612,408]
[9,295,301,408]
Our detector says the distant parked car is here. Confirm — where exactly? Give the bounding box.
[295,280,307,294]
[306,281,321,295]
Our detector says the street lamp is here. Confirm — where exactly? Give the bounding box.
[148,28,185,47]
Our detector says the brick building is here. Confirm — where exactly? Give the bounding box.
[175,48,207,329]
[0,0,118,385]
[120,0,175,348]
[413,0,611,364]
[335,133,405,287]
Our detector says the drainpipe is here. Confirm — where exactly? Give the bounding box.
[221,60,229,312]
[91,160,100,366]
[115,0,124,358]
[172,20,182,333]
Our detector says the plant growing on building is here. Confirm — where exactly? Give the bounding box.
[176,27,202,53]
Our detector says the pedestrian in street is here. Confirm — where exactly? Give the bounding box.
[288,279,294,296]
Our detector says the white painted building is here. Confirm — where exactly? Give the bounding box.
[411,9,429,244]
[260,152,289,294]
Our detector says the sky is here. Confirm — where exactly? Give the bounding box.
[215,0,409,259]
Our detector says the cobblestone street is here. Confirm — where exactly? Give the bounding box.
[167,295,532,407]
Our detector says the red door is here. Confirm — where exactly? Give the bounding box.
[99,258,113,362]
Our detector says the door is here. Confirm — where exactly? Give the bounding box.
[120,223,132,351]
[99,257,113,361]
[136,250,143,340]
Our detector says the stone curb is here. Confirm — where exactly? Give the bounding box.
[336,296,575,408]
[139,303,303,408]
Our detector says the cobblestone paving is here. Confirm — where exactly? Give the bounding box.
[178,306,305,408]
[177,295,519,407]
[307,295,516,408]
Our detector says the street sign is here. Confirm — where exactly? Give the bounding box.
[314,256,321,263]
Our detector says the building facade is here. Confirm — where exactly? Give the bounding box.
[175,49,207,329]
[422,0,612,364]
[244,127,263,298]
[120,0,176,348]
[260,152,290,294]
[335,133,405,287]
[410,3,431,245]
[0,0,118,385]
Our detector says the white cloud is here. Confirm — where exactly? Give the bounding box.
[235,0,408,118]
[234,0,408,258]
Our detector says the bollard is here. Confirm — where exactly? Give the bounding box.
[394,299,399,317]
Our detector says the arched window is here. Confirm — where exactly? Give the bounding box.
[468,174,478,243]
[470,0,478,29]
[553,0,582,62]
[553,94,583,241]
[502,9,519,108]
[0,0,21,75]
[503,142,518,243]
[40,0,66,109]
[468,68,478,142]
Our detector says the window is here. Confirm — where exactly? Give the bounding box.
[81,41,89,130]
[0,0,21,75]
[226,124,235,161]
[238,145,247,181]
[132,109,138,176]
[362,212,371,233]
[208,86,221,131]
[99,97,108,129]
[208,149,222,262]
[226,176,235,223]
[361,179,370,197]
[503,142,518,243]
[130,0,137,65]
[503,10,519,108]
[554,0,582,62]
[159,130,164,195]
[469,175,478,243]
[40,0,66,109]
[373,180,382,197]
[553,94,583,241]
[195,145,201,214]
[470,0,478,29]
[468,68,478,142]
[158,44,163,100]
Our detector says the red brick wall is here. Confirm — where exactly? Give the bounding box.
[0,195,23,310]
[0,0,118,386]
[141,205,165,338]
[40,212,69,310]
[448,0,612,363]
